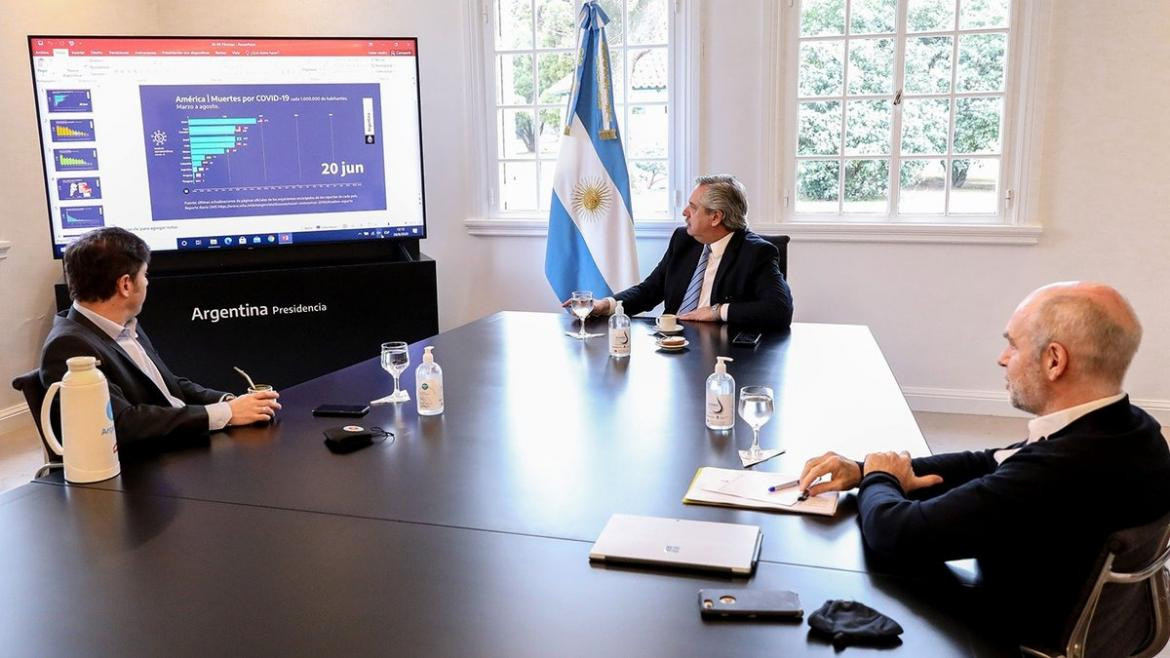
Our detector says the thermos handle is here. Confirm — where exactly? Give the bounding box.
[40,382,65,457]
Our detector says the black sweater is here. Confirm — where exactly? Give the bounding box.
[857,397,1170,646]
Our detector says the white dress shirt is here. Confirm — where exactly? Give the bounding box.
[73,303,232,430]
[698,232,734,321]
[993,392,1127,464]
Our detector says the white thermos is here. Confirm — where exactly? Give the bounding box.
[40,356,121,483]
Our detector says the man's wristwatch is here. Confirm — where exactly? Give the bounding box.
[712,303,723,321]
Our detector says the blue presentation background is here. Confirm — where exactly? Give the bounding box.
[139,83,388,222]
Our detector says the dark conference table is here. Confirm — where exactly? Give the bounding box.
[18,312,1014,656]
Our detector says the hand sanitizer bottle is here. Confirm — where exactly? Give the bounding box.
[706,356,735,431]
[416,346,444,416]
[609,300,631,358]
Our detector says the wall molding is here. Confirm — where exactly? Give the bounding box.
[903,386,1170,425]
[0,240,10,260]
[0,403,33,437]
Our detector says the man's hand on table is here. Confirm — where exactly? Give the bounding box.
[798,451,863,496]
[862,451,944,493]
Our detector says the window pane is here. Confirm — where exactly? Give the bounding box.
[629,48,667,103]
[627,104,668,158]
[906,0,955,32]
[798,101,842,156]
[960,0,1010,29]
[796,160,840,213]
[800,0,845,37]
[849,0,896,34]
[953,96,1002,154]
[843,159,889,213]
[901,98,949,155]
[536,0,576,49]
[949,158,999,213]
[628,0,668,45]
[497,0,534,50]
[539,160,556,210]
[848,38,894,95]
[957,33,1007,93]
[498,54,535,104]
[538,52,576,103]
[630,160,669,217]
[611,48,626,106]
[903,36,953,94]
[597,0,624,46]
[499,109,537,158]
[899,159,946,213]
[845,99,891,155]
[799,41,844,97]
[538,108,564,156]
[500,161,538,210]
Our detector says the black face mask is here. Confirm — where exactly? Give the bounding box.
[808,600,904,650]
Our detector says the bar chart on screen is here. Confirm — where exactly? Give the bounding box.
[53,148,99,171]
[46,89,92,113]
[50,119,96,142]
[59,205,105,229]
[139,83,388,221]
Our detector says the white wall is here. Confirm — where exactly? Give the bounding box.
[2,1,1168,427]
[0,1,159,428]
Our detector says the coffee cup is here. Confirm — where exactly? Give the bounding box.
[657,314,679,331]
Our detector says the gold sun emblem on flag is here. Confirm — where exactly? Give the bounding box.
[571,177,612,222]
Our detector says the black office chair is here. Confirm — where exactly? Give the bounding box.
[760,234,790,279]
[11,370,63,477]
[1021,511,1170,658]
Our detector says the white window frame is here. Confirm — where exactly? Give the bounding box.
[761,0,1051,244]
[465,0,697,238]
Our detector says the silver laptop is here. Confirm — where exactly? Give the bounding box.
[589,514,763,575]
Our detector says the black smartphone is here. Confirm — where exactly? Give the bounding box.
[698,589,803,620]
[312,404,371,418]
[732,332,762,347]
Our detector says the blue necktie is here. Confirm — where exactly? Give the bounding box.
[678,245,711,313]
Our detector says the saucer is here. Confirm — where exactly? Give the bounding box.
[656,325,684,335]
[655,338,689,351]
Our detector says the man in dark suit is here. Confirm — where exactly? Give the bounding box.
[798,282,1170,648]
[585,175,793,329]
[40,227,280,451]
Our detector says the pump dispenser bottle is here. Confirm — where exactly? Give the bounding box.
[705,356,735,430]
[415,346,444,416]
[608,300,631,358]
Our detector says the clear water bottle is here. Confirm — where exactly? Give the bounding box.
[705,356,735,431]
[609,300,631,358]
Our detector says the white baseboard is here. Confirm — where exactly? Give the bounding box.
[903,386,1170,425]
[0,403,33,437]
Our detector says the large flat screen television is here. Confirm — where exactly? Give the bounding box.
[28,36,426,260]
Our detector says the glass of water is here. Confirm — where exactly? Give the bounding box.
[738,385,775,461]
[381,341,411,402]
[567,290,600,339]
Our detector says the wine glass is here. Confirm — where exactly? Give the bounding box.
[566,290,600,339]
[380,341,411,403]
[738,385,775,461]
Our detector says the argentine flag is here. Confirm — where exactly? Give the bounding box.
[544,1,639,302]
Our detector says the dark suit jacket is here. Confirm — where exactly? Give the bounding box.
[613,227,793,329]
[40,307,231,450]
[856,398,1170,647]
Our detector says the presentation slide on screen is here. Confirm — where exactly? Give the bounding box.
[140,83,387,221]
[30,38,425,255]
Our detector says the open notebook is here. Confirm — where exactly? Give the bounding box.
[683,467,839,517]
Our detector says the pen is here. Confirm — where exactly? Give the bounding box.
[767,479,799,493]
